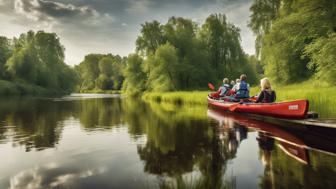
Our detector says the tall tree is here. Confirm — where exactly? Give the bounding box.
[0,36,12,79]
[248,0,281,58]
[260,0,335,83]
[123,54,147,96]
[200,14,251,81]
[136,21,166,57]
[146,43,179,91]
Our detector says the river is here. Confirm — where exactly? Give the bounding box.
[0,94,335,189]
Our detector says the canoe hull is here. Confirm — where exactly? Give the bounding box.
[208,97,309,119]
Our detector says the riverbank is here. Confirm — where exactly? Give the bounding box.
[79,89,121,94]
[0,80,69,96]
[142,82,336,118]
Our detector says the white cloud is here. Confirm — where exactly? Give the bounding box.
[9,165,106,189]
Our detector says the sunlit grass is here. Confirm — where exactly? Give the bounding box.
[142,91,209,105]
[142,82,336,118]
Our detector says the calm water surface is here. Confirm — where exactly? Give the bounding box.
[0,94,335,189]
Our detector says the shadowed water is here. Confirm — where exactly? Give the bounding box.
[0,94,335,189]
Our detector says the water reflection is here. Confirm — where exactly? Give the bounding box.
[0,96,335,189]
[208,108,336,189]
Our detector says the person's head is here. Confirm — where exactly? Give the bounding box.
[236,79,240,83]
[223,78,229,84]
[230,80,235,85]
[260,77,272,90]
[240,74,247,81]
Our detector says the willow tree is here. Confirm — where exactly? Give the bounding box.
[200,14,252,81]
[136,20,166,57]
[123,54,147,96]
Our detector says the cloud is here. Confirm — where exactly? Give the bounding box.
[1,0,255,65]
[14,0,100,23]
[9,165,106,189]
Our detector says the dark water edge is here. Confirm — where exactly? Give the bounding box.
[0,94,335,189]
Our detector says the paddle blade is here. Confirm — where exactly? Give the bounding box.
[208,83,215,91]
[229,103,240,112]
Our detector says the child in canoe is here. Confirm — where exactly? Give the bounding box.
[256,78,276,103]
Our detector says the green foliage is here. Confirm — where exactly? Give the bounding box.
[99,57,113,77]
[123,54,147,96]
[200,14,248,79]
[136,20,166,56]
[304,33,336,85]
[0,31,77,95]
[147,43,179,91]
[96,74,111,90]
[127,14,257,94]
[249,0,336,85]
[76,54,126,91]
[0,36,12,78]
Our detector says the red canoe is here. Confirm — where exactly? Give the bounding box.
[207,96,309,119]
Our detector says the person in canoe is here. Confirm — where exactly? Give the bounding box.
[234,74,250,99]
[232,78,240,91]
[209,78,231,99]
[230,80,235,89]
[256,78,276,103]
[218,78,231,97]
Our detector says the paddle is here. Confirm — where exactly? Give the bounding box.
[229,102,241,112]
[208,83,215,91]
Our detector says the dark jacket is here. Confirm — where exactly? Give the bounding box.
[256,89,276,103]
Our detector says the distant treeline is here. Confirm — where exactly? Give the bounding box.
[2,0,334,96]
[249,0,336,84]
[0,31,77,95]
[122,14,259,95]
[74,54,126,92]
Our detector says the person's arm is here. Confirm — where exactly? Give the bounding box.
[255,91,264,103]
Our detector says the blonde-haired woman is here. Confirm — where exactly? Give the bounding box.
[256,78,276,103]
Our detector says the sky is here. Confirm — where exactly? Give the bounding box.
[0,0,255,65]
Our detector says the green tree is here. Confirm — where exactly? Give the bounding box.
[251,0,336,84]
[200,14,253,82]
[123,54,147,96]
[304,33,336,85]
[136,21,166,57]
[98,57,113,77]
[4,30,77,93]
[147,43,179,91]
[248,0,281,57]
[0,36,12,79]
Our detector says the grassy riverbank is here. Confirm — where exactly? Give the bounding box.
[142,82,336,118]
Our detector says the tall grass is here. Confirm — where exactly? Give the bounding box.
[142,82,336,118]
[142,91,209,105]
